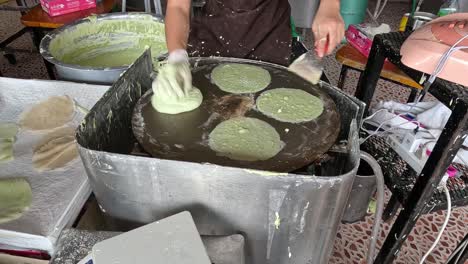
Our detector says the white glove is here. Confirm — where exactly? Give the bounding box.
[154,49,192,99]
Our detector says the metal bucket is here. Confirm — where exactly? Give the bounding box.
[289,0,319,28]
[40,13,166,84]
[399,12,437,31]
[342,160,377,223]
[76,51,365,264]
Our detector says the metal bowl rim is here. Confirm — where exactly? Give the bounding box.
[39,12,164,71]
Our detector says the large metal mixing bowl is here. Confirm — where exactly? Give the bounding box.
[40,13,165,84]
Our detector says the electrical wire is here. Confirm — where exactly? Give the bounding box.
[360,109,422,145]
[374,0,380,18]
[416,33,468,104]
[360,152,385,264]
[375,0,388,20]
[415,0,425,12]
[360,33,466,263]
[418,184,452,264]
[360,120,418,144]
[445,239,468,263]
[361,102,423,132]
[361,34,468,144]
[428,46,468,84]
[366,0,388,23]
[453,239,468,264]
[366,8,379,25]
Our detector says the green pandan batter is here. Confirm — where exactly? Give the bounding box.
[209,117,283,161]
[0,178,32,224]
[211,63,271,94]
[256,88,324,123]
[71,48,151,68]
[49,15,167,68]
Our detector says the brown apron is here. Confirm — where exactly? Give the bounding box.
[188,0,292,66]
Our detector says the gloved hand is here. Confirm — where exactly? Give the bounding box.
[153,49,192,99]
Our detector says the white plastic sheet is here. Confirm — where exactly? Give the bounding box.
[0,77,108,253]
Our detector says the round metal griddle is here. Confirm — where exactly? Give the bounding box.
[132,57,340,172]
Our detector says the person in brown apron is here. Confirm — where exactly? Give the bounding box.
[156,0,343,103]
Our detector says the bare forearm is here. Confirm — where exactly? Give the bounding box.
[317,0,340,12]
[165,0,191,52]
[312,0,344,57]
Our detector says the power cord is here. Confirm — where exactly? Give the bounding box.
[359,33,466,264]
[416,34,468,104]
[366,0,389,23]
[360,109,422,145]
[453,239,468,264]
[360,152,385,264]
[361,33,468,145]
[418,176,452,264]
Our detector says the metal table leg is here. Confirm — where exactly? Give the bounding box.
[144,0,150,12]
[418,91,426,102]
[407,88,418,103]
[374,100,468,264]
[15,0,28,15]
[355,38,386,114]
[320,71,330,84]
[382,195,400,221]
[337,65,349,90]
[0,27,30,50]
[31,28,55,80]
[153,0,162,16]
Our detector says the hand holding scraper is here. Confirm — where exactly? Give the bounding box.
[288,37,328,85]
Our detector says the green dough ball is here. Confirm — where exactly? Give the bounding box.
[0,141,14,163]
[151,63,203,114]
[209,117,283,161]
[152,87,203,114]
[211,63,271,94]
[0,123,18,139]
[0,178,32,224]
[256,88,324,123]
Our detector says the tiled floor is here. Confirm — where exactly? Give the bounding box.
[1,1,50,79]
[1,1,467,264]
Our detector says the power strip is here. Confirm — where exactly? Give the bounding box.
[386,134,427,174]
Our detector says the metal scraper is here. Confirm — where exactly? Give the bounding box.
[288,49,324,85]
[288,35,327,85]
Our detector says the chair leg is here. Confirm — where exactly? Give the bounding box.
[320,71,330,84]
[355,38,386,115]
[407,88,418,103]
[337,65,349,90]
[31,28,55,80]
[382,195,400,222]
[418,91,426,102]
